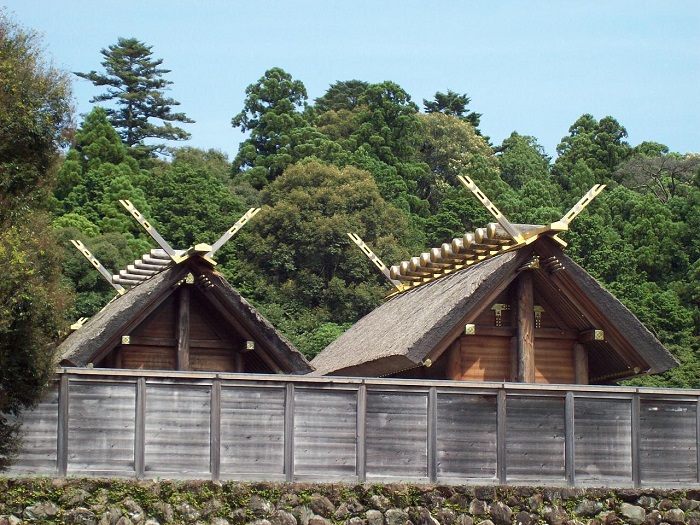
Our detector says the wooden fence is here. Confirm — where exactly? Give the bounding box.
[9,368,700,487]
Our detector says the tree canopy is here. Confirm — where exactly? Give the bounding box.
[76,37,193,161]
[0,13,73,470]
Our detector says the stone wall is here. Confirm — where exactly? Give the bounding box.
[1,479,699,525]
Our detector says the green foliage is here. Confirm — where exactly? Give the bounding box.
[76,37,194,160]
[554,114,631,188]
[423,88,482,130]
[415,112,497,211]
[0,13,72,220]
[144,153,247,252]
[227,161,413,357]
[231,67,312,185]
[314,80,369,113]
[55,108,152,246]
[497,132,552,190]
[0,13,73,470]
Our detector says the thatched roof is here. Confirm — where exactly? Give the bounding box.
[59,258,312,374]
[311,237,677,381]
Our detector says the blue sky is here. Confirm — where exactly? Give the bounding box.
[3,1,698,158]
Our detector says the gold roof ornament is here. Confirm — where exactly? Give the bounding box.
[70,202,261,297]
[349,178,605,298]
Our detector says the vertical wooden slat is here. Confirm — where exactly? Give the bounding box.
[284,382,295,482]
[134,377,146,478]
[574,343,589,385]
[517,272,535,383]
[697,398,700,484]
[497,389,507,484]
[631,394,641,487]
[210,379,221,481]
[177,287,190,371]
[356,383,367,482]
[57,374,69,477]
[565,391,576,486]
[427,387,438,483]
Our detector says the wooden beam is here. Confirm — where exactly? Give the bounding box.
[177,287,190,371]
[517,272,535,383]
[574,343,589,385]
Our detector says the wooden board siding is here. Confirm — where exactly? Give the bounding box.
[535,339,575,384]
[436,393,498,480]
[121,346,176,370]
[67,381,135,475]
[294,388,357,477]
[219,386,285,478]
[190,347,237,372]
[16,370,700,487]
[365,391,428,480]
[506,396,566,482]
[144,384,211,477]
[639,398,698,482]
[133,294,176,340]
[7,385,59,475]
[574,397,632,483]
[458,336,510,382]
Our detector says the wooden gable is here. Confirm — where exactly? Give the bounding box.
[312,238,677,383]
[59,258,312,375]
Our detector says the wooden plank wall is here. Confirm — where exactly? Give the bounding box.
[9,370,700,488]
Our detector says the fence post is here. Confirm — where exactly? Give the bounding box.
[56,374,69,477]
[497,389,507,484]
[631,393,641,488]
[565,391,576,486]
[357,383,367,482]
[134,377,146,478]
[697,398,700,484]
[210,379,221,481]
[427,387,438,483]
[284,383,295,482]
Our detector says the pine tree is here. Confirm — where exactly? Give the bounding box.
[76,38,193,160]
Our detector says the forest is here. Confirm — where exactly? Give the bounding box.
[2,14,700,449]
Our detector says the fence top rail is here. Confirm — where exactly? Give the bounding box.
[56,367,700,398]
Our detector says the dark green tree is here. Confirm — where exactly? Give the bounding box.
[314,80,369,113]
[231,67,312,186]
[76,37,193,160]
[54,107,152,253]
[423,89,481,130]
[229,161,413,358]
[415,112,497,211]
[0,13,73,470]
[496,132,552,189]
[554,114,631,189]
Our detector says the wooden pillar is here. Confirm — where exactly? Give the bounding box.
[574,343,589,385]
[234,350,244,373]
[177,287,190,371]
[509,336,518,382]
[516,272,535,383]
